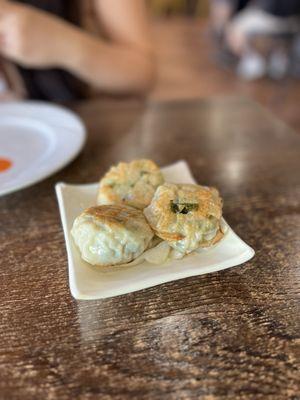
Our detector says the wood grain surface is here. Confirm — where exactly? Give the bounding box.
[0,97,299,400]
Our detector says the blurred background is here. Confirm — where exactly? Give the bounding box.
[1,0,299,133]
[148,0,300,132]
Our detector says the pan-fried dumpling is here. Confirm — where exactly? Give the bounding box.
[144,183,224,255]
[71,205,153,266]
[97,159,164,210]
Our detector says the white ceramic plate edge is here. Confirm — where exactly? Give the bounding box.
[0,102,86,197]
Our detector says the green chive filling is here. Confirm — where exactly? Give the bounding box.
[170,201,199,214]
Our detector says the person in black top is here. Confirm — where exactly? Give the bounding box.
[0,0,156,101]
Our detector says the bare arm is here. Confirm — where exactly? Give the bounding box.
[0,0,156,95]
[63,0,156,94]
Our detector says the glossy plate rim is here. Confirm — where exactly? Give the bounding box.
[0,101,86,197]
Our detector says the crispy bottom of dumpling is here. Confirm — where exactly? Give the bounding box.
[97,159,164,210]
[144,183,223,254]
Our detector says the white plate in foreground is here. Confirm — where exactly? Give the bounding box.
[0,101,86,197]
[56,161,255,300]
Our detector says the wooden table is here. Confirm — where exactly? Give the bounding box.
[1,97,299,400]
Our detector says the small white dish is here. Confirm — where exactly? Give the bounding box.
[56,161,255,300]
[0,101,86,197]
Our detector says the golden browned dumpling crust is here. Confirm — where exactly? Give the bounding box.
[97,159,164,210]
[71,204,153,266]
[144,183,223,254]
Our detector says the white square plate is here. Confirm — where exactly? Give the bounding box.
[56,161,255,300]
